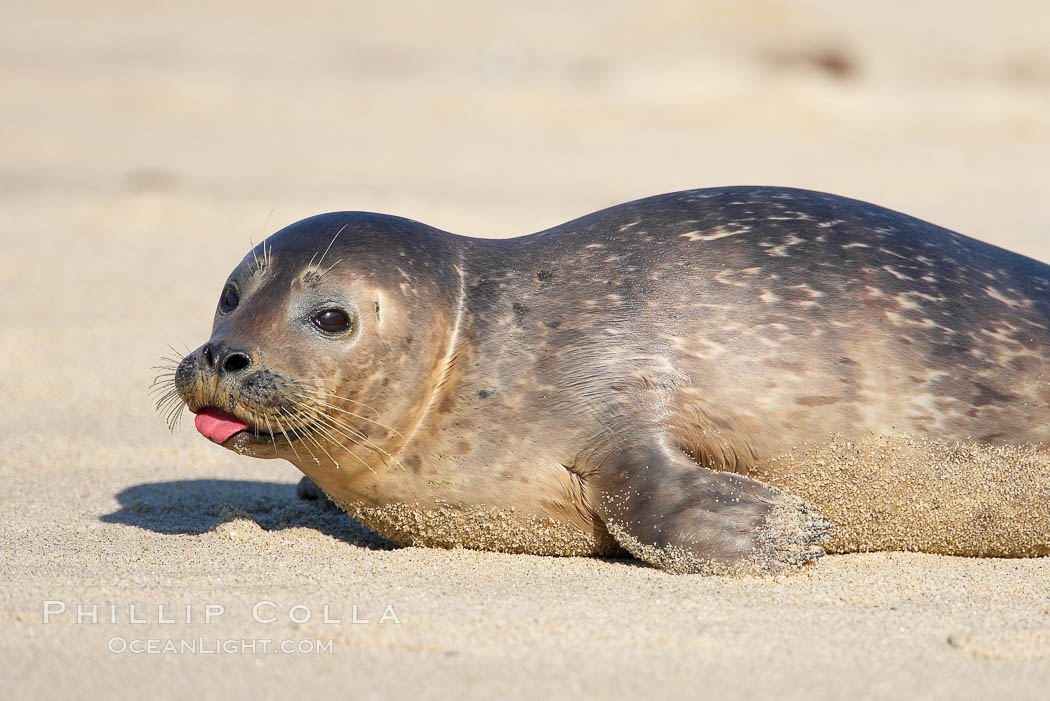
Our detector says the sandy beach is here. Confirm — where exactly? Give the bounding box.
[2,1,1050,698]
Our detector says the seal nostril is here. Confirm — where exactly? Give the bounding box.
[202,345,215,367]
[223,352,251,374]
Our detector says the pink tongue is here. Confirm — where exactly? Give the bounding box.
[194,408,249,444]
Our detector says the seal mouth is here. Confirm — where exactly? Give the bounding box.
[192,406,307,447]
[193,407,250,444]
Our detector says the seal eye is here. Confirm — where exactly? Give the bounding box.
[219,285,239,313]
[312,308,351,334]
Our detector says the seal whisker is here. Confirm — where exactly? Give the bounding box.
[283,408,322,466]
[293,406,372,468]
[290,398,397,458]
[309,421,376,473]
[149,379,178,394]
[161,406,183,428]
[153,389,181,412]
[289,398,373,447]
[319,258,343,277]
[248,236,262,275]
[294,386,389,425]
[288,399,389,471]
[151,390,176,405]
[288,410,344,470]
[150,392,178,409]
[157,398,180,422]
[319,415,402,462]
[261,208,275,243]
[297,424,341,469]
[294,384,382,417]
[150,388,177,402]
[159,406,185,432]
[152,380,178,399]
[261,414,280,456]
[149,379,178,397]
[250,408,261,439]
[292,400,397,462]
[293,391,403,437]
[270,412,302,462]
[250,211,276,274]
[315,224,347,268]
[163,399,185,432]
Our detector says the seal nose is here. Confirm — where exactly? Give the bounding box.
[200,343,252,376]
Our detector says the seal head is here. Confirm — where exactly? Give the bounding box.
[173,212,464,462]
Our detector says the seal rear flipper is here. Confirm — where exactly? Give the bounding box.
[584,439,830,574]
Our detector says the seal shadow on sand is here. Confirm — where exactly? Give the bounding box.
[100,479,647,568]
[100,479,397,550]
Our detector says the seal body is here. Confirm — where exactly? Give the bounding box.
[169,187,1050,573]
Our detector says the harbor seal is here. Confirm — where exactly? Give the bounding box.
[158,186,1050,574]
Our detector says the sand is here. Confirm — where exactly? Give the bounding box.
[2,1,1050,698]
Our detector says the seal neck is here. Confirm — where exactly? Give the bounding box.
[390,252,468,461]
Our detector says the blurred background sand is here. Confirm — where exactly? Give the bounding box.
[1,1,1049,698]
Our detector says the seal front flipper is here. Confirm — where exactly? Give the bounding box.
[584,439,830,574]
[296,475,339,511]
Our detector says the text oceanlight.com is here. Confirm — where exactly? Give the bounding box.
[108,637,335,655]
